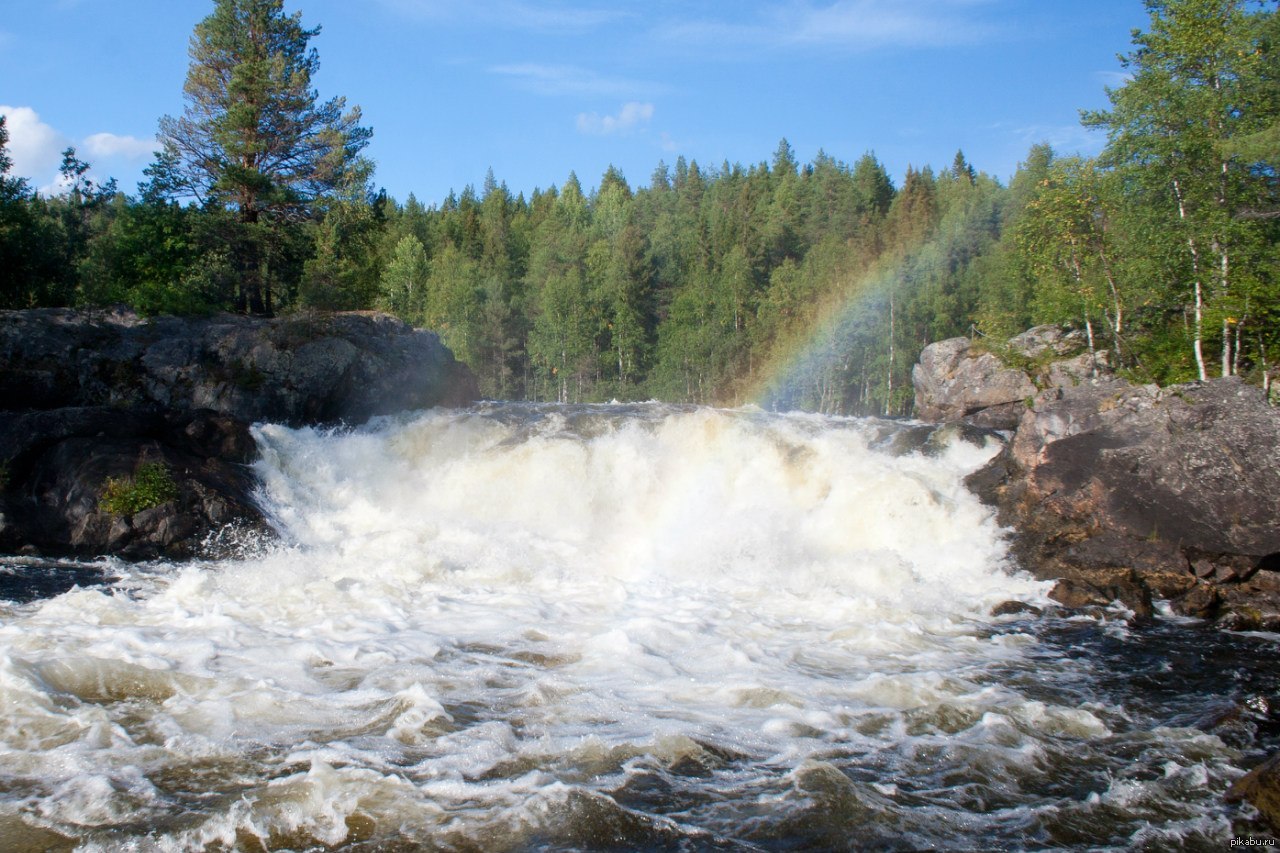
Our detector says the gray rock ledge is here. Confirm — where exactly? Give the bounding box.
[0,308,478,560]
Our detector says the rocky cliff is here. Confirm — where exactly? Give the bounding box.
[915,327,1280,627]
[0,308,478,559]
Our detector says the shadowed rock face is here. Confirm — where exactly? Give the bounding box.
[1012,378,1280,559]
[999,377,1280,627]
[0,308,479,560]
[916,329,1280,628]
[0,308,477,424]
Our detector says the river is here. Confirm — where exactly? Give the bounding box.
[0,403,1277,850]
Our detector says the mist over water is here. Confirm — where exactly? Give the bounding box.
[0,404,1276,850]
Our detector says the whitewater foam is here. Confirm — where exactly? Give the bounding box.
[0,404,1256,849]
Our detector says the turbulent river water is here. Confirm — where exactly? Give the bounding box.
[2,403,1279,851]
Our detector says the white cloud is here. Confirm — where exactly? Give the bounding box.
[490,63,657,98]
[1,105,157,195]
[0,105,68,182]
[660,0,1002,52]
[576,101,654,136]
[82,131,158,161]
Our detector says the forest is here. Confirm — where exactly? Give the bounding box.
[2,0,1278,414]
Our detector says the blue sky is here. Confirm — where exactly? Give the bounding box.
[1,0,1148,203]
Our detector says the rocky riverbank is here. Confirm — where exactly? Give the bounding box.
[914,326,1280,628]
[0,308,477,559]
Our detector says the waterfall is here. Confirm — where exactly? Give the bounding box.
[0,404,1256,850]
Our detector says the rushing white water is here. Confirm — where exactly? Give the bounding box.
[0,404,1263,850]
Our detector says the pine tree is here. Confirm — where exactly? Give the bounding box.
[153,0,371,314]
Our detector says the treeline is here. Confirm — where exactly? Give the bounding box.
[2,0,1278,412]
[0,131,1007,412]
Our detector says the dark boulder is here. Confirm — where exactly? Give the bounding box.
[1228,752,1280,830]
[0,308,478,559]
[0,307,477,424]
[970,375,1279,624]
[991,600,1044,618]
[0,406,266,560]
[917,326,1280,626]
[1010,378,1280,559]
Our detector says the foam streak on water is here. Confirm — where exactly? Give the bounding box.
[0,404,1261,850]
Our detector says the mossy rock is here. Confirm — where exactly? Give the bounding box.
[100,462,179,517]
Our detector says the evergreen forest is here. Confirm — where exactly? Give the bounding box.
[2,0,1279,414]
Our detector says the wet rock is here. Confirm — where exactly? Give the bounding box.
[0,409,266,560]
[1217,574,1280,631]
[1049,579,1111,609]
[0,307,479,559]
[1142,569,1198,601]
[991,600,1043,618]
[1048,568,1153,619]
[1227,751,1280,830]
[915,325,1280,629]
[1172,583,1221,619]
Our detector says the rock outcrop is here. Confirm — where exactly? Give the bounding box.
[912,325,1109,430]
[0,308,478,559]
[0,307,477,424]
[911,337,1037,429]
[915,327,1280,626]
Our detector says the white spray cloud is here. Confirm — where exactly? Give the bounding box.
[576,101,654,136]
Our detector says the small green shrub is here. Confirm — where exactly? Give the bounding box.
[100,462,179,517]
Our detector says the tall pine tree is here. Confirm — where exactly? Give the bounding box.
[152,0,371,314]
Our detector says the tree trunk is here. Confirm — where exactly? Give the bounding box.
[239,206,268,316]
[1173,179,1208,381]
[1215,239,1231,376]
[1084,313,1098,379]
[885,285,895,416]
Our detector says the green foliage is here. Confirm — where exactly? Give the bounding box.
[100,463,179,517]
[6,0,1280,410]
[379,233,430,320]
[152,0,372,314]
[1082,0,1279,381]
